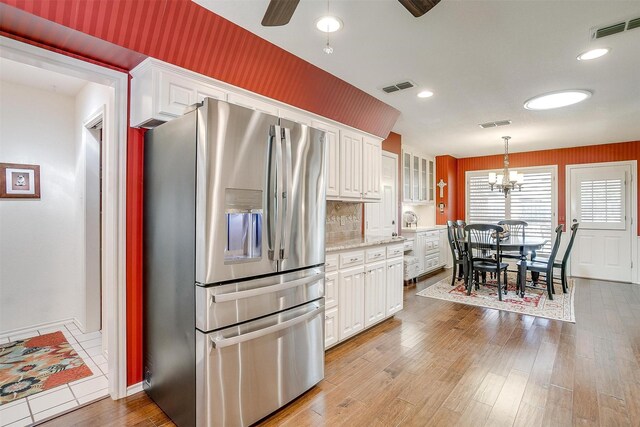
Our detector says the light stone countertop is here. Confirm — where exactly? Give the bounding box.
[400,225,447,233]
[325,235,406,253]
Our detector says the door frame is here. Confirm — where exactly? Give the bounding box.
[565,160,637,284]
[0,36,129,398]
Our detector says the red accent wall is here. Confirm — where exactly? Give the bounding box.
[451,141,640,235]
[1,0,400,386]
[0,0,399,139]
[435,155,458,225]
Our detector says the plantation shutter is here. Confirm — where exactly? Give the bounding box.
[467,168,555,255]
[579,177,625,229]
[467,174,506,224]
[510,171,554,254]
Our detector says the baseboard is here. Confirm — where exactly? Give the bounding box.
[126,382,144,397]
[72,317,86,333]
[0,317,79,340]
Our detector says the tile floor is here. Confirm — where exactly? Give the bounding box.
[0,323,109,427]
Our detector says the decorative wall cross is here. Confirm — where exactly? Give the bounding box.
[437,179,447,198]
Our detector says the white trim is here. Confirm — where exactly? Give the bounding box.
[0,36,129,398]
[126,382,144,396]
[565,160,638,284]
[0,318,80,340]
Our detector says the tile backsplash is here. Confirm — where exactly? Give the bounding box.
[326,201,362,241]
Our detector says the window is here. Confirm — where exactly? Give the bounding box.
[579,178,624,226]
[467,167,556,254]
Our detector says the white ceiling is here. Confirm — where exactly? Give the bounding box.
[0,57,88,96]
[195,0,640,157]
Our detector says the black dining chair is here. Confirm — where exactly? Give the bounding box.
[497,220,528,262]
[446,221,467,286]
[533,223,579,293]
[465,224,509,301]
[517,225,563,300]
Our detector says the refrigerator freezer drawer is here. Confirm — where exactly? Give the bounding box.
[196,266,324,332]
[195,300,325,427]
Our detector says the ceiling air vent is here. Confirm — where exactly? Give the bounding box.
[381,80,416,94]
[627,17,640,31]
[479,119,512,129]
[591,16,640,39]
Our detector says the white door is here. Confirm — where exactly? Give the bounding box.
[324,306,339,348]
[365,151,398,236]
[568,163,633,282]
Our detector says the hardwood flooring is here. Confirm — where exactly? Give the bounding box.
[40,270,640,427]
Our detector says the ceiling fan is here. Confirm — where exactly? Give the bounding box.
[261,0,441,27]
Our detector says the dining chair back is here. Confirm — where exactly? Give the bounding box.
[518,224,563,299]
[562,223,579,265]
[446,221,466,286]
[497,220,528,239]
[455,219,467,241]
[464,223,509,301]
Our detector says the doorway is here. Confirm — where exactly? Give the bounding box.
[365,151,399,236]
[567,161,636,282]
[0,36,129,405]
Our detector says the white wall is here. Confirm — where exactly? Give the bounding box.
[0,80,82,333]
[74,82,114,333]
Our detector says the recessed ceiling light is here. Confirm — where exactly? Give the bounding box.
[417,90,434,98]
[316,16,342,33]
[577,48,610,61]
[524,90,592,110]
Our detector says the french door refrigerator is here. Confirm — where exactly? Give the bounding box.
[143,98,326,427]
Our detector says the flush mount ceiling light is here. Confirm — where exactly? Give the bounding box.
[524,90,592,110]
[417,90,434,98]
[316,16,342,33]
[577,48,610,61]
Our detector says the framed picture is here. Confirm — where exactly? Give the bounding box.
[0,163,41,199]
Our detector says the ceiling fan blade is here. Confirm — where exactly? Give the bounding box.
[261,0,301,26]
[398,0,441,18]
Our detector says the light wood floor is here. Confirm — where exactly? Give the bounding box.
[40,269,640,427]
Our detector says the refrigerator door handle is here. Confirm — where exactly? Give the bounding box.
[210,272,324,303]
[209,305,323,349]
[282,127,294,260]
[266,126,276,260]
[274,125,284,261]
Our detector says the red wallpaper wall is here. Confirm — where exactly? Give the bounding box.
[449,141,640,235]
[0,0,399,139]
[435,155,458,225]
[0,0,401,386]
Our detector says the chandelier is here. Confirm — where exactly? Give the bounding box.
[488,136,523,197]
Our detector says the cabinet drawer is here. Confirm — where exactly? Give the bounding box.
[365,247,386,263]
[425,241,434,250]
[339,250,365,268]
[403,239,414,251]
[386,244,404,259]
[326,254,339,272]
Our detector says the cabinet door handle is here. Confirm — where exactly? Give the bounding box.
[350,257,360,262]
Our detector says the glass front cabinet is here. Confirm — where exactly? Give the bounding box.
[402,147,435,204]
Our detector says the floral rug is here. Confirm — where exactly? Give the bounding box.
[0,331,92,404]
[416,273,575,323]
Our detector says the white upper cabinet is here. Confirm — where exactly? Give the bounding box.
[280,107,312,126]
[227,92,278,116]
[402,145,435,204]
[312,120,340,199]
[362,137,382,201]
[339,131,363,199]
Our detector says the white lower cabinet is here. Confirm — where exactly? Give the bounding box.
[338,265,365,341]
[326,242,404,349]
[364,261,386,327]
[401,228,448,280]
[386,257,404,316]
[324,306,339,348]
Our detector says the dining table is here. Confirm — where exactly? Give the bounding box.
[458,235,548,297]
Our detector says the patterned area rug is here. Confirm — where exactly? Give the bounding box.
[416,273,575,323]
[0,331,92,404]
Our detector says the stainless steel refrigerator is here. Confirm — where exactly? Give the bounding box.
[143,98,326,427]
